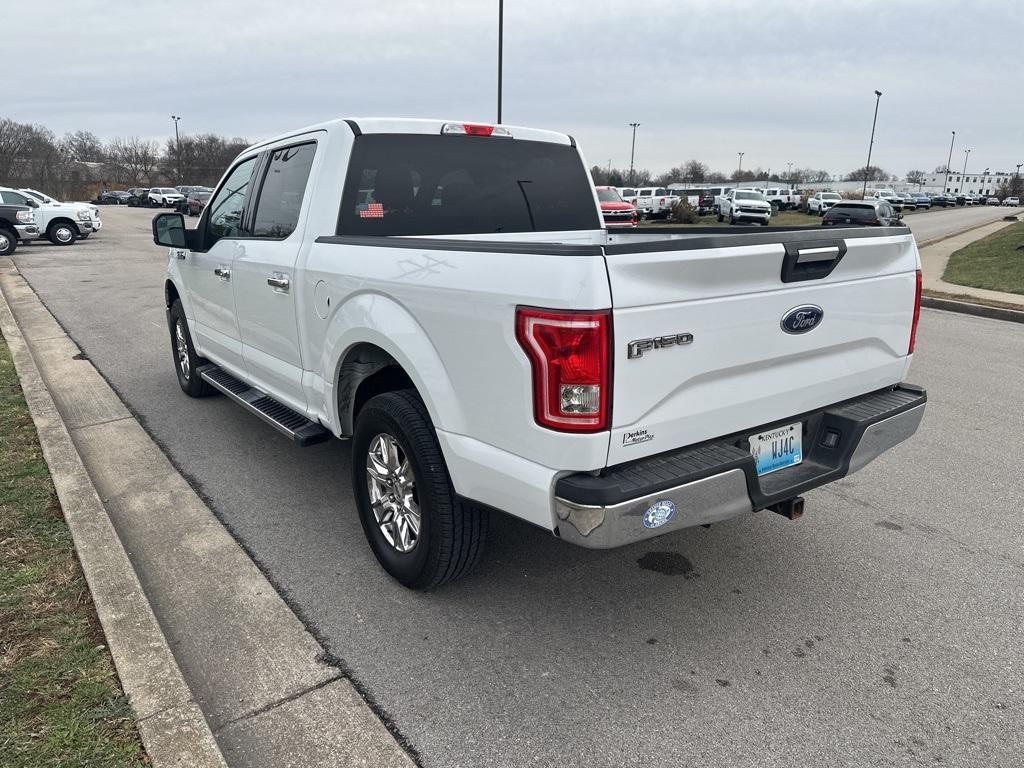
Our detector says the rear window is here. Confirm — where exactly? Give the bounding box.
[338,134,599,236]
[828,203,877,222]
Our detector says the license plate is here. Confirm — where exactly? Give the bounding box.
[749,423,803,476]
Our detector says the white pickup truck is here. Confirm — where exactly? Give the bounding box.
[152,117,927,589]
[0,187,102,245]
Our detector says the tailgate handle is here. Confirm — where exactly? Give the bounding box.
[781,239,847,283]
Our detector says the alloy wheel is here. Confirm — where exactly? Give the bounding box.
[175,319,190,380]
[365,433,420,553]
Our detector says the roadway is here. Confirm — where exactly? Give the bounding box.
[10,205,1023,767]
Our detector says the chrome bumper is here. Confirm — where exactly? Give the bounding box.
[15,224,40,241]
[554,386,926,549]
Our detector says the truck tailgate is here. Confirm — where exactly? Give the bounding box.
[603,229,919,466]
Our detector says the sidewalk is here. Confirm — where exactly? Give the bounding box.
[919,216,1024,310]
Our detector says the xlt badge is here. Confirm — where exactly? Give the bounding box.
[627,333,693,359]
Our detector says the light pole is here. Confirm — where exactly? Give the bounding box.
[943,131,955,193]
[497,0,503,123]
[960,148,971,194]
[171,115,182,184]
[737,151,744,179]
[628,123,640,184]
[982,167,989,195]
[786,162,793,185]
[862,89,882,199]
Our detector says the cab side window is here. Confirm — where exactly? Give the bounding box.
[0,190,31,205]
[252,143,316,239]
[205,156,258,248]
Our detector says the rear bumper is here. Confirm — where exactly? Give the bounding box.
[554,384,926,548]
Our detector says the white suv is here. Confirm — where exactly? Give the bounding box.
[148,188,185,208]
[0,187,100,245]
[807,191,843,216]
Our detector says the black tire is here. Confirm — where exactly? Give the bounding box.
[168,299,214,397]
[716,212,724,223]
[352,390,488,589]
[0,227,17,256]
[47,221,77,246]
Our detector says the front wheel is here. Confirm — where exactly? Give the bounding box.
[168,299,213,397]
[352,390,488,589]
[48,222,77,246]
[716,212,724,223]
[0,228,17,256]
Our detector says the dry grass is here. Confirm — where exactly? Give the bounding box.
[0,333,147,767]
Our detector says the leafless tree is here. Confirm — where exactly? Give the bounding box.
[106,137,160,186]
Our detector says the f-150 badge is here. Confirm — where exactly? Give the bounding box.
[627,333,693,359]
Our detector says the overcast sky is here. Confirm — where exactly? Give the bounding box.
[8,0,1022,177]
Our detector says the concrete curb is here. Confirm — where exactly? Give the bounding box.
[0,264,228,767]
[921,296,1024,324]
[0,260,417,767]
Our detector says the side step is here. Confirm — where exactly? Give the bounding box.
[197,364,331,446]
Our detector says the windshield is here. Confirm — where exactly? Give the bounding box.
[822,193,841,200]
[23,190,52,202]
[596,188,622,203]
[339,134,600,236]
[735,191,765,201]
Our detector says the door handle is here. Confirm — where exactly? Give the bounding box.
[214,266,231,280]
[267,273,290,292]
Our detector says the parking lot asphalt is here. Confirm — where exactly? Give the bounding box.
[11,206,1024,767]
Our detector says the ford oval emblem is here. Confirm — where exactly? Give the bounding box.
[781,305,824,334]
[643,500,677,529]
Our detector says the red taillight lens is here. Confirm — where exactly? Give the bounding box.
[463,123,495,136]
[515,307,611,433]
[908,269,922,355]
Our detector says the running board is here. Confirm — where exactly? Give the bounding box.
[197,364,331,446]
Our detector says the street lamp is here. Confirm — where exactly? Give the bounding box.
[960,148,971,194]
[786,162,793,185]
[497,0,503,123]
[943,131,955,193]
[171,115,182,184]
[862,89,882,199]
[628,123,640,184]
[737,151,744,178]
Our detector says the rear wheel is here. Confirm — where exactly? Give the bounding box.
[0,228,16,256]
[716,212,724,223]
[352,390,488,589]
[168,299,213,397]
[47,222,77,246]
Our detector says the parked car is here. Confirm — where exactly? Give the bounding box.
[127,188,151,207]
[175,186,212,213]
[911,193,931,210]
[807,191,843,216]
[151,116,925,588]
[702,185,733,215]
[1001,196,1020,206]
[867,189,904,211]
[986,196,1000,206]
[0,202,39,256]
[717,189,772,225]
[822,199,901,227]
[185,190,212,217]
[930,193,956,208]
[0,187,100,244]
[595,187,636,227]
[629,187,677,220]
[760,188,800,211]
[899,194,917,211]
[96,190,131,205]
[148,188,185,208]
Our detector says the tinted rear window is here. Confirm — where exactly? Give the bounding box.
[828,204,877,222]
[338,134,599,236]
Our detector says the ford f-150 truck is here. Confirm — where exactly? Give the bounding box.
[152,118,927,589]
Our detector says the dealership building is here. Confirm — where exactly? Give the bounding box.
[920,170,1021,195]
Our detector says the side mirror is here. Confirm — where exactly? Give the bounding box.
[26,198,39,208]
[152,212,188,248]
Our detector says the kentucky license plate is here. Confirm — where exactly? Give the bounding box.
[750,423,803,476]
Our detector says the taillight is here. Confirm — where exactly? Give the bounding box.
[515,307,611,433]
[908,269,922,355]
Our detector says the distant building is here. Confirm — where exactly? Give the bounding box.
[920,170,1018,195]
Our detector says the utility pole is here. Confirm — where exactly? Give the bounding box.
[862,90,882,199]
[786,162,793,185]
[737,151,744,179]
[960,148,971,193]
[496,0,503,123]
[171,115,182,184]
[943,131,955,193]
[628,123,640,184]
